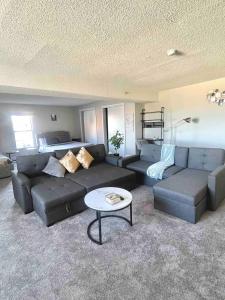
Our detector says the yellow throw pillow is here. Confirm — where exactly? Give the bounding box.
[59,150,80,173]
[76,147,94,169]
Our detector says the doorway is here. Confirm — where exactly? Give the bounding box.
[80,108,97,144]
[103,104,125,156]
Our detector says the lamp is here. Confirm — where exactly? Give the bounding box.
[183,117,191,123]
[207,89,225,106]
[164,117,193,144]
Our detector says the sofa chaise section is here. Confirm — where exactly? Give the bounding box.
[187,147,225,210]
[120,144,225,223]
[153,168,209,223]
[208,165,225,210]
[31,176,86,226]
[154,147,225,223]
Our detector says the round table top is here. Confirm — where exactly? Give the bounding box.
[84,187,132,212]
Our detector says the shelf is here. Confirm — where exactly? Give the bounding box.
[141,106,164,143]
[146,138,164,142]
[142,120,164,128]
[143,125,164,128]
[141,111,162,114]
[142,119,163,122]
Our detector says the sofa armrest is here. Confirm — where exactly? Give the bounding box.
[11,171,33,213]
[105,155,120,166]
[118,155,140,168]
[208,165,225,210]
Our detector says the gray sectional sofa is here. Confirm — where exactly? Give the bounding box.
[11,142,225,225]
[12,144,136,226]
[120,144,225,223]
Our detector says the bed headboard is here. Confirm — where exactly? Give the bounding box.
[37,131,71,146]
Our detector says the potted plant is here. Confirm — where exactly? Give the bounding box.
[108,130,124,156]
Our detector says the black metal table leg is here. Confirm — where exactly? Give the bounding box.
[87,204,133,245]
[130,203,133,226]
[97,211,102,245]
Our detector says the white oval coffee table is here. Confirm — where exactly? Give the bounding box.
[84,187,133,245]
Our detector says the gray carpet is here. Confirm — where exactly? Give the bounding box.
[0,178,225,300]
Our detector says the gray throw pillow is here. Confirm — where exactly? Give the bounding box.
[42,156,66,178]
[136,139,149,150]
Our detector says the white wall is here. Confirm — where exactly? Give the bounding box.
[107,104,125,156]
[124,103,136,155]
[82,108,97,144]
[145,77,225,148]
[135,103,144,140]
[78,101,143,155]
[0,103,81,152]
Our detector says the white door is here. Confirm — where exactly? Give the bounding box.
[107,105,125,156]
[83,109,97,144]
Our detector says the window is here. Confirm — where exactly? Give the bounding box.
[11,115,35,149]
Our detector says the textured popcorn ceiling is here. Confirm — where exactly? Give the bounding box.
[0,0,225,103]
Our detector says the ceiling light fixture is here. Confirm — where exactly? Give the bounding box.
[167,49,178,56]
[207,89,225,106]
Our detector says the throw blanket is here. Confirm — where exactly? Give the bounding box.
[146,144,175,180]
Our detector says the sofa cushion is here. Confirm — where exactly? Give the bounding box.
[140,144,161,163]
[188,147,225,172]
[76,147,94,169]
[126,160,152,174]
[31,177,86,212]
[30,174,51,186]
[65,162,135,192]
[127,160,183,178]
[59,150,80,173]
[175,147,189,168]
[136,139,149,150]
[85,144,106,163]
[55,144,106,163]
[42,156,66,178]
[153,168,209,206]
[17,152,55,177]
[163,165,184,179]
[140,144,189,168]
[55,147,81,160]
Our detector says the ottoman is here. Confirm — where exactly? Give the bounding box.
[31,177,86,226]
[153,169,209,223]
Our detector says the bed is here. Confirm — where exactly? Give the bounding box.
[37,131,91,153]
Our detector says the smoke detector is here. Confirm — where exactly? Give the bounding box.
[167,49,178,56]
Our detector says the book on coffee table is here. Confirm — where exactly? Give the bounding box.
[105,193,124,205]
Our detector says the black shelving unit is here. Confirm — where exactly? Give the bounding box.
[141,107,164,143]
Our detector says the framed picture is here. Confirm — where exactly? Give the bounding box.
[51,114,57,121]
